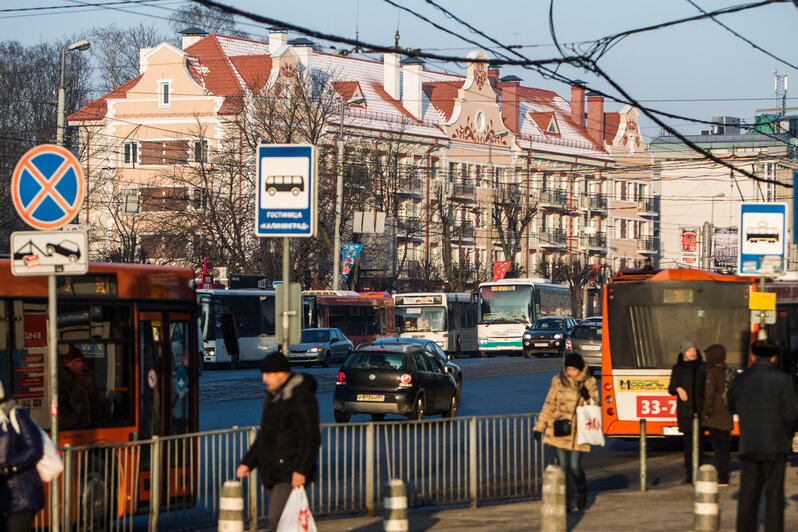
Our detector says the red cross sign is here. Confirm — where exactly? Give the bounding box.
[12,144,84,230]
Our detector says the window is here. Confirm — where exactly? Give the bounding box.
[123,142,137,166]
[193,140,208,163]
[159,82,170,106]
[121,189,141,216]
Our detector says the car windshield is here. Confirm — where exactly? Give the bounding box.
[571,325,601,340]
[531,319,566,330]
[344,352,407,370]
[301,329,330,342]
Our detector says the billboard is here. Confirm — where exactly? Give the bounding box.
[680,228,698,266]
[713,227,738,269]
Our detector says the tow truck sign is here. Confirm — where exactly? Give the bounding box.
[739,203,787,276]
[11,230,88,276]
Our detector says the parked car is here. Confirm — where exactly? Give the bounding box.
[365,337,462,398]
[564,323,603,371]
[333,343,459,422]
[522,316,578,358]
[580,316,602,325]
[287,328,353,367]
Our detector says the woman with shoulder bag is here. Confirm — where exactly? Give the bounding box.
[534,353,599,512]
[0,379,45,532]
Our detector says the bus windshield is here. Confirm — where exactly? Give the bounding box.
[478,285,531,324]
[396,307,446,332]
[607,281,751,370]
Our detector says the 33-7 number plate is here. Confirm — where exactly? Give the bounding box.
[635,395,677,418]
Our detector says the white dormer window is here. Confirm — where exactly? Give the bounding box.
[159,81,171,107]
[547,118,559,134]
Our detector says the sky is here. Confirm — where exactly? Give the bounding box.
[2,0,797,140]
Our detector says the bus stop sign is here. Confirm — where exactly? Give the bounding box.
[256,144,318,238]
[738,202,787,276]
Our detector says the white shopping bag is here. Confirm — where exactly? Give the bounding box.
[576,402,605,447]
[10,408,64,482]
[276,486,317,532]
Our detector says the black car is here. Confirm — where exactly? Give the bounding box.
[333,344,459,423]
[365,337,462,398]
[522,316,578,358]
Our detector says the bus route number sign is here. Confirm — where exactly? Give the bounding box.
[636,395,677,418]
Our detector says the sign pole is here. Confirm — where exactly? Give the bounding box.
[282,237,290,357]
[48,274,59,532]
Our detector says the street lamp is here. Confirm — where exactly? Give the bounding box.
[486,128,509,281]
[332,94,366,290]
[57,40,90,146]
[710,192,725,229]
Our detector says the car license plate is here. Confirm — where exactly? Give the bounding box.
[582,345,601,351]
[534,342,548,347]
[357,394,384,402]
[662,426,682,436]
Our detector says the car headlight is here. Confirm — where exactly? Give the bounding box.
[310,347,322,352]
[553,333,563,339]
[523,333,532,339]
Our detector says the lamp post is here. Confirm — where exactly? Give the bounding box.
[332,95,365,290]
[710,192,725,230]
[485,129,509,281]
[57,39,90,146]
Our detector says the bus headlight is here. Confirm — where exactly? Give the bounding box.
[479,339,487,345]
[435,341,444,347]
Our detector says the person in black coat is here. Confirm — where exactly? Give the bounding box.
[667,339,706,483]
[727,340,798,532]
[0,379,45,532]
[236,350,321,531]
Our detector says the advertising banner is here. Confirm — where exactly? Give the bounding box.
[341,243,363,282]
[713,227,738,269]
[493,261,511,282]
[680,229,698,266]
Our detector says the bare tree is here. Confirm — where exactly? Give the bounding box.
[89,24,169,92]
[491,180,538,278]
[169,3,245,37]
[431,183,484,292]
[534,254,592,318]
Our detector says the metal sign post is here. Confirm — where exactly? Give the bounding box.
[256,144,318,353]
[9,143,86,532]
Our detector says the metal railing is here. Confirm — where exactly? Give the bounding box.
[637,237,658,253]
[34,414,546,530]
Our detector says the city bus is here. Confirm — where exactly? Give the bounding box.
[302,290,395,348]
[763,275,798,378]
[197,288,276,369]
[0,258,199,526]
[393,292,478,358]
[477,278,571,356]
[601,268,755,438]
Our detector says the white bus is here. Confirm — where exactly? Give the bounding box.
[197,288,277,369]
[477,278,571,356]
[393,293,479,358]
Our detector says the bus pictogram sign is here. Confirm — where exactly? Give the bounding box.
[11,144,85,230]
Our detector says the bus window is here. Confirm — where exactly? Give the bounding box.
[139,319,163,443]
[260,295,276,335]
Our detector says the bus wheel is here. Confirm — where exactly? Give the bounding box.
[228,352,240,370]
[334,410,350,423]
[371,414,385,421]
[291,187,300,196]
[81,457,111,532]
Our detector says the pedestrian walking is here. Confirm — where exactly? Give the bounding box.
[702,343,734,486]
[534,353,599,512]
[0,379,45,532]
[668,339,706,483]
[727,339,798,532]
[236,349,321,531]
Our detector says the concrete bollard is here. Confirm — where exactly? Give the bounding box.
[541,464,566,532]
[218,480,244,532]
[694,464,719,532]
[383,478,408,532]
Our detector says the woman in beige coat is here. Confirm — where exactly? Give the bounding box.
[534,353,599,511]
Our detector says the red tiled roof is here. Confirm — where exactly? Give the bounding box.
[184,36,242,99]
[422,81,460,121]
[68,74,143,122]
[369,82,420,123]
[230,55,272,92]
[529,112,555,133]
[331,81,360,102]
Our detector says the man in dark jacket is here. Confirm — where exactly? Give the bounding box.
[236,350,321,531]
[702,344,734,486]
[667,339,706,483]
[727,340,797,532]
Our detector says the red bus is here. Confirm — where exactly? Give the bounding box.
[302,290,395,348]
[0,259,199,526]
[601,268,756,438]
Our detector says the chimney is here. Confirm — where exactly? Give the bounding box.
[139,47,153,74]
[586,92,605,146]
[383,52,400,100]
[488,60,500,92]
[571,80,586,128]
[179,27,208,50]
[291,39,313,83]
[499,75,522,133]
[269,27,288,55]
[401,57,424,120]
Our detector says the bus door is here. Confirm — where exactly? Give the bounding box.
[197,294,240,368]
[137,310,197,509]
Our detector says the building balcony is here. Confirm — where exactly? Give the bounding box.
[397,215,423,235]
[457,222,476,241]
[539,189,569,211]
[540,228,568,249]
[637,237,658,254]
[495,184,522,206]
[397,177,424,198]
[581,232,607,253]
[580,194,608,213]
[449,180,477,202]
[637,196,659,217]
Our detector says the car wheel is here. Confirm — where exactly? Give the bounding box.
[456,377,462,400]
[68,254,78,263]
[323,351,332,368]
[410,395,425,421]
[334,410,350,423]
[442,393,458,418]
[371,413,385,421]
[45,245,55,255]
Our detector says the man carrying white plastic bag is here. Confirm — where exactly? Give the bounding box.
[276,486,317,532]
[236,349,321,531]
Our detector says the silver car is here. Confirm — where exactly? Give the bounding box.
[288,328,353,367]
[564,323,602,371]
